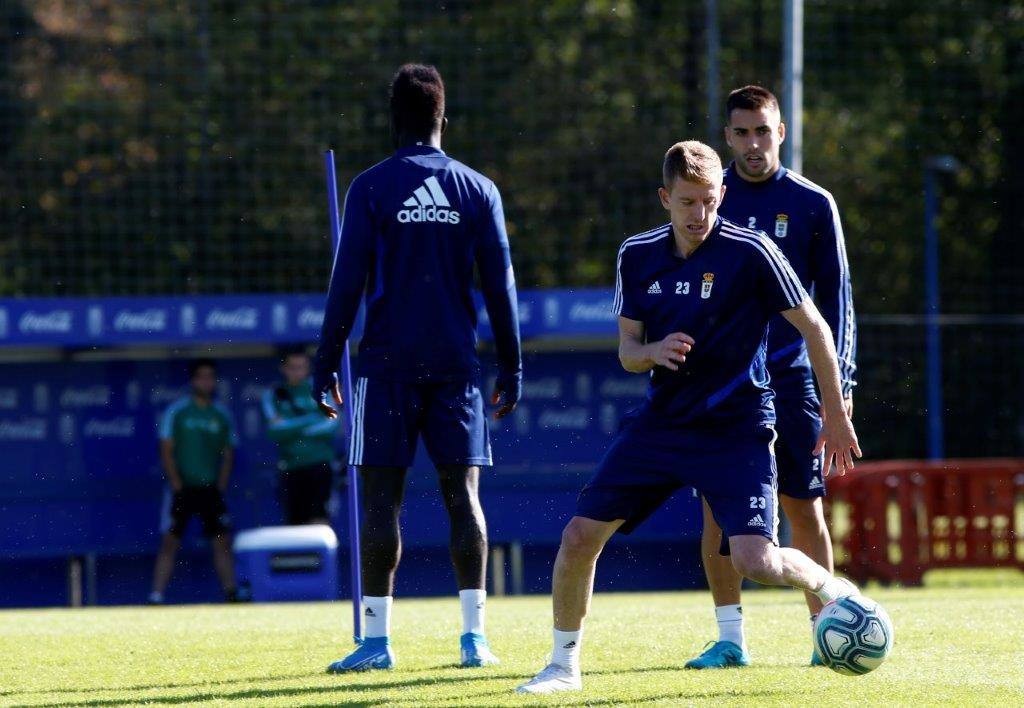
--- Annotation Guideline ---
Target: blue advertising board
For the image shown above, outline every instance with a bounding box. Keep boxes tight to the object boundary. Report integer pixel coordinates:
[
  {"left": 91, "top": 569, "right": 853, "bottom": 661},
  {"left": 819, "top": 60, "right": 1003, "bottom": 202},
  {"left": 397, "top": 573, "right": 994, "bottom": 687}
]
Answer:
[
  {"left": 0, "top": 289, "right": 618, "bottom": 348},
  {"left": 0, "top": 351, "right": 699, "bottom": 556},
  {"left": 0, "top": 291, "right": 710, "bottom": 605}
]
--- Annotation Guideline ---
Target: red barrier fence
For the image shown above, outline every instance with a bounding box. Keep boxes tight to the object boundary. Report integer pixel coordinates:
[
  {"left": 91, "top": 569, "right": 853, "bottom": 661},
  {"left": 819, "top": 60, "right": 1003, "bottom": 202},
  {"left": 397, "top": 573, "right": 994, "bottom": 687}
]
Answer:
[{"left": 826, "top": 459, "right": 1024, "bottom": 585}]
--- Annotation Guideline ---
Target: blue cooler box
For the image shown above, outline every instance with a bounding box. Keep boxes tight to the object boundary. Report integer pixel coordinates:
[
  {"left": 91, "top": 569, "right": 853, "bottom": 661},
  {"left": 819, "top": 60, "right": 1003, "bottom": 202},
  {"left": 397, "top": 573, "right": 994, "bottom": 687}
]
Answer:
[{"left": 234, "top": 525, "right": 339, "bottom": 602}]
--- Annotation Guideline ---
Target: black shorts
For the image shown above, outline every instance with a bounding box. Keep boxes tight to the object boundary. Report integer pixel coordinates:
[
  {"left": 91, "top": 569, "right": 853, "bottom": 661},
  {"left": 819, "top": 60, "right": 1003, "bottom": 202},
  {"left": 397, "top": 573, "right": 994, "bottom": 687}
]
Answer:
[
  {"left": 163, "top": 486, "right": 231, "bottom": 538},
  {"left": 281, "top": 462, "right": 334, "bottom": 525}
]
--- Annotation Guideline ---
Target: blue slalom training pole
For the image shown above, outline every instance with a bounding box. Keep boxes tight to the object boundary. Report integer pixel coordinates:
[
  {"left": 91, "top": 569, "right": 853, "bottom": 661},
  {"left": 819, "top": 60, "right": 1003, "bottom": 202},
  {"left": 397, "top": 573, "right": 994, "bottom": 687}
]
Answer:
[{"left": 324, "top": 149, "right": 363, "bottom": 642}]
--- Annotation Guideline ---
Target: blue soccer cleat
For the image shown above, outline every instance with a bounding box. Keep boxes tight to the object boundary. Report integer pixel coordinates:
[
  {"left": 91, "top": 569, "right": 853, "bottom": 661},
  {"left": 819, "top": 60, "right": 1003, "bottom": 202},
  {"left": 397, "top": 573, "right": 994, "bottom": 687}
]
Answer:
[
  {"left": 326, "top": 637, "right": 395, "bottom": 673},
  {"left": 460, "top": 632, "right": 500, "bottom": 667},
  {"left": 684, "top": 640, "right": 751, "bottom": 669}
]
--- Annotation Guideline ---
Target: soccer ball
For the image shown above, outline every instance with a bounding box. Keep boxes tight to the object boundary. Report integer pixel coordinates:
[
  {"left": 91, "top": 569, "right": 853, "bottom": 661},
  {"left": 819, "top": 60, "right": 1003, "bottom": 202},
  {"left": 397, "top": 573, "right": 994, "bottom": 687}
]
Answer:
[{"left": 813, "top": 594, "right": 894, "bottom": 675}]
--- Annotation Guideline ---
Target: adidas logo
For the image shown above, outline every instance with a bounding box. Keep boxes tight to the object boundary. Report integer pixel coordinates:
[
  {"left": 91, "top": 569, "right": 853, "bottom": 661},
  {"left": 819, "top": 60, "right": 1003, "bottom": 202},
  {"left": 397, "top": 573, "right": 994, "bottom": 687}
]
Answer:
[
  {"left": 365, "top": 607, "right": 376, "bottom": 617},
  {"left": 748, "top": 514, "right": 766, "bottom": 528},
  {"left": 809, "top": 476, "right": 824, "bottom": 490},
  {"left": 562, "top": 641, "right": 576, "bottom": 649},
  {"left": 397, "top": 176, "right": 461, "bottom": 224},
  {"left": 647, "top": 281, "right": 662, "bottom": 294}
]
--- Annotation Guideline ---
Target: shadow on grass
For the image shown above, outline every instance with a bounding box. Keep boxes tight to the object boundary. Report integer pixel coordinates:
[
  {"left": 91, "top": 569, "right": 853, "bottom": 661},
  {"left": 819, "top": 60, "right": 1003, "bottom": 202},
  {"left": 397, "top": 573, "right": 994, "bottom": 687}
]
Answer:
[
  {"left": 5, "top": 670, "right": 521, "bottom": 707},
  {"left": 6, "top": 665, "right": 791, "bottom": 707},
  {"left": 0, "top": 671, "right": 321, "bottom": 698},
  {"left": 301, "top": 686, "right": 801, "bottom": 707}
]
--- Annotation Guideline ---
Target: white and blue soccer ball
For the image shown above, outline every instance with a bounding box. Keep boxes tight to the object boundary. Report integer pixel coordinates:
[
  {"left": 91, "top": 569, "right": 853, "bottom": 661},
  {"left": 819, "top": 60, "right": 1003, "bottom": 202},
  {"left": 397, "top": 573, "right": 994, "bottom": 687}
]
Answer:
[{"left": 813, "top": 594, "right": 894, "bottom": 675}]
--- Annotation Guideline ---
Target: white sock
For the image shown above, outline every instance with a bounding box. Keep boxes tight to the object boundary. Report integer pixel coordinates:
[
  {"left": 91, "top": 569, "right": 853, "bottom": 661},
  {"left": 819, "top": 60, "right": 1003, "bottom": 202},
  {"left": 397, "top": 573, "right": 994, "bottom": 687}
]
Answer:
[
  {"left": 460, "top": 589, "right": 486, "bottom": 635},
  {"left": 813, "top": 575, "right": 846, "bottom": 603},
  {"left": 363, "top": 596, "right": 392, "bottom": 639},
  {"left": 715, "top": 604, "right": 746, "bottom": 649},
  {"left": 552, "top": 628, "right": 582, "bottom": 670}
]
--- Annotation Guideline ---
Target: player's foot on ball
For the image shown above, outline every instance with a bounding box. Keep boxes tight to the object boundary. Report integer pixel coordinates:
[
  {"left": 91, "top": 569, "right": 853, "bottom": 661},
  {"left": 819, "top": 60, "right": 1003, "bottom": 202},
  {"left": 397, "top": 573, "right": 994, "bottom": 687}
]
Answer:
[
  {"left": 811, "top": 647, "right": 827, "bottom": 667},
  {"left": 515, "top": 662, "right": 582, "bottom": 694},
  {"left": 326, "top": 637, "right": 395, "bottom": 672},
  {"left": 684, "top": 640, "right": 751, "bottom": 669},
  {"left": 460, "top": 632, "right": 500, "bottom": 667}
]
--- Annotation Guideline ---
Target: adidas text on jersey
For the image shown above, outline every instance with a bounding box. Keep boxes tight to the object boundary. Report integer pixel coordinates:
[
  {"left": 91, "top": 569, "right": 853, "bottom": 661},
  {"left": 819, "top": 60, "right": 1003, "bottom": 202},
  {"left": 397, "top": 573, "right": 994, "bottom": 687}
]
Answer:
[{"left": 397, "top": 176, "right": 461, "bottom": 224}]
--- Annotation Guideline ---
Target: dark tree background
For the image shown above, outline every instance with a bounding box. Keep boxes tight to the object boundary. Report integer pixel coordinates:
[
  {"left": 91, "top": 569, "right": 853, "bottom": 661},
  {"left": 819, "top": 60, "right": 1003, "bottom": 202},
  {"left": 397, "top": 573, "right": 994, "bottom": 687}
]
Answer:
[{"left": 1, "top": 0, "right": 1022, "bottom": 456}]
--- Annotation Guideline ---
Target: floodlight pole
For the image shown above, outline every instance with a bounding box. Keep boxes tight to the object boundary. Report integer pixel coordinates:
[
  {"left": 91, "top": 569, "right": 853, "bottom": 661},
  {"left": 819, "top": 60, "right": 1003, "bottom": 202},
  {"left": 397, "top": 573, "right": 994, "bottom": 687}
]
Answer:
[
  {"left": 782, "top": 0, "right": 803, "bottom": 173},
  {"left": 923, "top": 155, "right": 960, "bottom": 461}
]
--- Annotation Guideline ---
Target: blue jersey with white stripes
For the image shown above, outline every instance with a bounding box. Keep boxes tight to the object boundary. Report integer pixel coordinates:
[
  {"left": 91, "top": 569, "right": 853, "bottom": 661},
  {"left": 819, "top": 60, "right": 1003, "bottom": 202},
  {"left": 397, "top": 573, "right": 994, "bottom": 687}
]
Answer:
[
  {"left": 313, "top": 144, "right": 521, "bottom": 391},
  {"left": 614, "top": 217, "right": 808, "bottom": 428},
  {"left": 720, "top": 164, "right": 856, "bottom": 396}
]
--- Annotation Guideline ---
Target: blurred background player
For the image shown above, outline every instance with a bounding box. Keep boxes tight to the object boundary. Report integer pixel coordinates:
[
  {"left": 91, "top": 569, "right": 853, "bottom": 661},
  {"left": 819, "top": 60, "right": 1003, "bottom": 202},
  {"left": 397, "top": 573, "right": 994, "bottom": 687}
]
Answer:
[
  {"left": 148, "top": 359, "right": 247, "bottom": 604},
  {"left": 517, "top": 141, "right": 860, "bottom": 695},
  {"left": 685, "top": 85, "right": 857, "bottom": 669},
  {"left": 313, "top": 63, "right": 522, "bottom": 671},
  {"left": 262, "top": 346, "right": 341, "bottom": 525}
]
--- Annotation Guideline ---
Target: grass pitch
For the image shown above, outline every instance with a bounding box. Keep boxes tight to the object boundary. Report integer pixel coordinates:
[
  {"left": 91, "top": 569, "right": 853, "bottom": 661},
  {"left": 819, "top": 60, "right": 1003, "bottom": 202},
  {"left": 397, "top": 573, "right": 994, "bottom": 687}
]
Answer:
[{"left": 2, "top": 579, "right": 1023, "bottom": 706}]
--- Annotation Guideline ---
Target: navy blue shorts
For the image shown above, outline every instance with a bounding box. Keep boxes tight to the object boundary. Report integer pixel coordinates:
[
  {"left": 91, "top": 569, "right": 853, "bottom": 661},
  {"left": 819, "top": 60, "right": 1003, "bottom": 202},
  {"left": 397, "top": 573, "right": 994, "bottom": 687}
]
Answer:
[
  {"left": 774, "top": 393, "right": 826, "bottom": 499},
  {"left": 348, "top": 377, "right": 492, "bottom": 468},
  {"left": 576, "top": 414, "right": 779, "bottom": 546}
]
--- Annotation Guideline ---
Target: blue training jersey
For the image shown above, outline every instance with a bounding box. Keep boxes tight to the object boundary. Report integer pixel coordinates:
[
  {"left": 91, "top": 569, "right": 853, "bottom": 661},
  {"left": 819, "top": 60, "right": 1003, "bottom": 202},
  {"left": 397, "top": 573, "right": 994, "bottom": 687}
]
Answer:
[
  {"left": 720, "top": 164, "right": 856, "bottom": 396},
  {"left": 613, "top": 217, "right": 808, "bottom": 429},
  {"left": 313, "top": 144, "right": 521, "bottom": 391}
]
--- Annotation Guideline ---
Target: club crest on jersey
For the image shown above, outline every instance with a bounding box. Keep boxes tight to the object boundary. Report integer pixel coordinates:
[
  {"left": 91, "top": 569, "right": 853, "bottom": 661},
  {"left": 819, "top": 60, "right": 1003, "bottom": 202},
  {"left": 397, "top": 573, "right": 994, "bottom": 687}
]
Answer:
[
  {"left": 700, "top": 273, "right": 715, "bottom": 300},
  {"left": 647, "top": 281, "right": 662, "bottom": 295},
  {"left": 774, "top": 214, "right": 789, "bottom": 238}
]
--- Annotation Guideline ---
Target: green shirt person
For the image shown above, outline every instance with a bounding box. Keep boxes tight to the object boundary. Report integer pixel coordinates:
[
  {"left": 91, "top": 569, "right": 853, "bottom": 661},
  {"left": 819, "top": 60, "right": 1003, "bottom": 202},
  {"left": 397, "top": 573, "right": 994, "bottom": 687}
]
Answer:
[
  {"left": 160, "top": 395, "right": 237, "bottom": 487},
  {"left": 262, "top": 347, "right": 340, "bottom": 524},
  {"left": 148, "top": 359, "right": 247, "bottom": 604}
]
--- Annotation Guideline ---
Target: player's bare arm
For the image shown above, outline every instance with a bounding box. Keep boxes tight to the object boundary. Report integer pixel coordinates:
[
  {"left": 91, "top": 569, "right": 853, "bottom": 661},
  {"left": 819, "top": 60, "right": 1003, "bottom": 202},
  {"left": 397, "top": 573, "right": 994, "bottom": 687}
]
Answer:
[
  {"left": 159, "top": 438, "right": 183, "bottom": 492},
  {"left": 617, "top": 316, "right": 694, "bottom": 373},
  {"left": 781, "top": 299, "right": 862, "bottom": 476}
]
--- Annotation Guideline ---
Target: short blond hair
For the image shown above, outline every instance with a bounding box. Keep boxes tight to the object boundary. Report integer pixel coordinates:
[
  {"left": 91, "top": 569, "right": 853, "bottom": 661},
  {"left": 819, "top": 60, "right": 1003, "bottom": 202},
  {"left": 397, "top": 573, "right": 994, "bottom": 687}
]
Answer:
[{"left": 662, "top": 140, "right": 722, "bottom": 187}]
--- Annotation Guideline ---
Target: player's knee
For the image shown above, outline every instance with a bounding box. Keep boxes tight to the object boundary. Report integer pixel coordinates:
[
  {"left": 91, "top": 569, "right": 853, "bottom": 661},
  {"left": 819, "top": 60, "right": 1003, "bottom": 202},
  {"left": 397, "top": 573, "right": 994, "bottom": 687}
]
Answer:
[
  {"left": 784, "top": 498, "right": 826, "bottom": 533},
  {"left": 560, "top": 519, "right": 605, "bottom": 561}
]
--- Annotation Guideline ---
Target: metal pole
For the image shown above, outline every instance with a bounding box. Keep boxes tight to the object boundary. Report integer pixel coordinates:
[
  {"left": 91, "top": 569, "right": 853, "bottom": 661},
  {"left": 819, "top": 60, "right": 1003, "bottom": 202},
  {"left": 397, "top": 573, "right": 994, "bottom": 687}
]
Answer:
[
  {"left": 705, "top": 0, "right": 721, "bottom": 147},
  {"left": 67, "top": 557, "right": 83, "bottom": 608},
  {"left": 324, "top": 150, "right": 363, "bottom": 642},
  {"left": 490, "top": 546, "right": 506, "bottom": 597},
  {"left": 923, "top": 167, "right": 944, "bottom": 460},
  {"left": 782, "top": 0, "right": 803, "bottom": 173},
  {"left": 509, "top": 541, "right": 525, "bottom": 596}
]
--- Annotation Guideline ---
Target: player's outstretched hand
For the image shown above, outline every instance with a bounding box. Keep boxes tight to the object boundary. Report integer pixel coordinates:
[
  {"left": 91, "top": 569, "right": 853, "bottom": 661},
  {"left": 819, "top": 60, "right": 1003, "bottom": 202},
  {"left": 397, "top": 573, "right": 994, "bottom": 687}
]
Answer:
[
  {"left": 814, "top": 408, "right": 862, "bottom": 477},
  {"left": 316, "top": 374, "right": 343, "bottom": 419},
  {"left": 651, "top": 332, "right": 695, "bottom": 371},
  {"left": 491, "top": 370, "right": 522, "bottom": 420}
]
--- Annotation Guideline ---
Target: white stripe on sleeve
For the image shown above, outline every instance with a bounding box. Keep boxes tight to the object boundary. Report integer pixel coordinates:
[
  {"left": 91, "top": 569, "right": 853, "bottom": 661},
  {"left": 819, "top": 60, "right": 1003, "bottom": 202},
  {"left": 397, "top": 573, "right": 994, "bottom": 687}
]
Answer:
[{"left": 720, "top": 225, "right": 804, "bottom": 307}]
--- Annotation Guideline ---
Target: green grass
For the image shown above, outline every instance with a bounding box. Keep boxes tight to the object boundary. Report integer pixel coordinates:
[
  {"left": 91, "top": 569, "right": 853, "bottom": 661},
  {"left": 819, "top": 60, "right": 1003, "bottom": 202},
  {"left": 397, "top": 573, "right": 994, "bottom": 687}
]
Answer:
[{"left": 2, "top": 584, "right": 1023, "bottom": 706}]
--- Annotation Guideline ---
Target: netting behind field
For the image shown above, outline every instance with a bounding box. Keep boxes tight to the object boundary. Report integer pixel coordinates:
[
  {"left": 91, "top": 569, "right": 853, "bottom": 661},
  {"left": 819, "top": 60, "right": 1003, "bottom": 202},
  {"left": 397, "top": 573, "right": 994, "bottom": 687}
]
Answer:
[
  {"left": 1, "top": 0, "right": 716, "bottom": 295},
  {"left": 856, "top": 319, "right": 1024, "bottom": 458},
  {"left": 4, "top": 0, "right": 1021, "bottom": 305},
  {"left": 1, "top": 1, "right": 1023, "bottom": 456}
]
